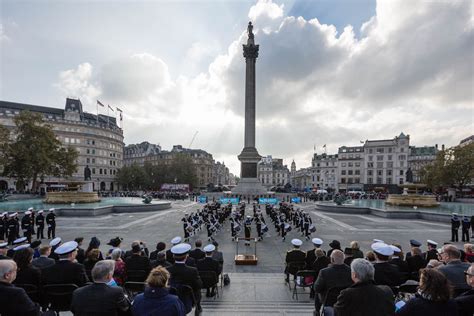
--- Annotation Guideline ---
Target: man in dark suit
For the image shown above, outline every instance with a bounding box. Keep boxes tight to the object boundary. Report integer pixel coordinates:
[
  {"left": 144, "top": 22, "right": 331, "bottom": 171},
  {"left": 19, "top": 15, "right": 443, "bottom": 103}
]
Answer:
[
  {"left": 71, "top": 260, "right": 130, "bottom": 315},
  {"left": 424, "top": 239, "right": 439, "bottom": 261},
  {"left": 389, "top": 243, "right": 409, "bottom": 275},
  {"left": 31, "top": 245, "right": 55, "bottom": 269},
  {"left": 197, "top": 244, "right": 221, "bottom": 297},
  {"left": 314, "top": 249, "right": 353, "bottom": 310},
  {"left": 167, "top": 243, "right": 203, "bottom": 315},
  {"left": 149, "top": 241, "right": 166, "bottom": 261},
  {"left": 406, "top": 246, "right": 426, "bottom": 280},
  {"left": 455, "top": 263, "right": 474, "bottom": 316},
  {"left": 189, "top": 240, "right": 205, "bottom": 261},
  {"left": 333, "top": 258, "right": 394, "bottom": 316},
  {"left": 285, "top": 238, "right": 306, "bottom": 282},
  {"left": 0, "top": 259, "right": 41, "bottom": 316},
  {"left": 438, "top": 244, "right": 471, "bottom": 292},
  {"left": 372, "top": 242, "right": 403, "bottom": 287},
  {"left": 405, "top": 239, "right": 422, "bottom": 260},
  {"left": 41, "top": 240, "right": 89, "bottom": 286},
  {"left": 125, "top": 243, "right": 151, "bottom": 276}
]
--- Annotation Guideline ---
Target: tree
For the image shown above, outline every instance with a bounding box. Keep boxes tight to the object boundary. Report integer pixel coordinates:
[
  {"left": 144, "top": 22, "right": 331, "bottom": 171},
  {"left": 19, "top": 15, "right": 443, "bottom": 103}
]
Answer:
[
  {"left": 420, "top": 143, "right": 474, "bottom": 191},
  {"left": 2, "top": 111, "right": 78, "bottom": 191},
  {"left": 115, "top": 164, "right": 147, "bottom": 190},
  {"left": 169, "top": 153, "right": 198, "bottom": 188}
]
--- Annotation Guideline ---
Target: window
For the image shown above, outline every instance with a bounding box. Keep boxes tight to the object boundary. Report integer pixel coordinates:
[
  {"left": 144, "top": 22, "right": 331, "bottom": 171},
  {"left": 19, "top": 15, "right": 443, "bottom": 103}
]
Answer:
[
  {"left": 388, "top": 147, "right": 393, "bottom": 153},
  {"left": 377, "top": 155, "right": 383, "bottom": 161},
  {"left": 367, "top": 178, "right": 373, "bottom": 184},
  {"left": 376, "top": 148, "right": 384, "bottom": 153},
  {"left": 341, "top": 170, "right": 346, "bottom": 175},
  {"left": 87, "top": 149, "right": 90, "bottom": 154},
  {"left": 348, "top": 162, "right": 353, "bottom": 167},
  {"left": 399, "top": 155, "right": 406, "bottom": 160},
  {"left": 86, "top": 158, "right": 90, "bottom": 164},
  {"left": 355, "top": 178, "right": 360, "bottom": 183},
  {"left": 369, "top": 149, "right": 373, "bottom": 154},
  {"left": 341, "top": 178, "right": 346, "bottom": 183},
  {"left": 377, "top": 170, "right": 383, "bottom": 176},
  {"left": 368, "top": 156, "right": 373, "bottom": 161},
  {"left": 399, "top": 178, "right": 404, "bottom": 185},
  {"left": 341, "top": 163, "right": 346, "bottom": 167},
  {"left": 99, "top": 168, "right": 103, "bottom": 175},
  {"left": 387, "top": 162, "right": 393, "bottom": 168},
  {"left": 400, "top": 161, "right": 405, "bottom": 167},
  {"left": 387, "top": 178, "right": 392, "bottom": 184},
  {"left": 388, "top": 155, "right": 392, "bottom": 161},
  {"left": 377, "top": 162, "right": 383, "bottom": 168},
  {"left": 92, "top": 168, "right": 96, "bottom": 174},
  {"left": 387, "top": 170, "right": 392, "bottom": 176},
  {"left": 65, "top": 137, "right": 69, "bottom": 143},
  {"left": 348, "top": 178, "right": 353, "bottom": 184},
  {"left": 401, "top": 147, "right": 405, "bottom": 152},
  {"left": 355, "top": 170, "right": 360, "bottom": 175},
  {"left": 368, "top": 162, "right": 374, "bottom": 168},
  {"left": 355, "top": 162, "right": 360, "bottom": 167},
  {"left": 400, "top": 170, "right": 404, "bottom": 176},
  {"left": 92, "top": 149, "right": 96, "bottom": 155},
  {"left": 92, "top": 158, "right": 95, "bottom": 163}
]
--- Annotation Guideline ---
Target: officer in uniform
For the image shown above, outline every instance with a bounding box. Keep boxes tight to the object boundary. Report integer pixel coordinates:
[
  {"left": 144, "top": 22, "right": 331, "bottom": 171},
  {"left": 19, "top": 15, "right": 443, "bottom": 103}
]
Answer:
[
  {"left": 285, "top": 239, "right": 306, "bottom": 282},
  {"left": 7, "top": 213, "right": 19, "bottom": 245},
  {"left": 36, "top": 210, "right": 45, "bottom": 239},
  {"left": 462, "top": 215, "right": 471, "bottom": 242},
  {"left": 244, "top": 215, "right": 253, "bottom": 246},
  {"left": 405, "top": 239, "right": 422, "bottom": 260},
  {"left": 28, "top": 207, "right": 36, "bottom": 235},
  {"left": 451, "top": 213, "right": 461, "bottom": 242},
  {"left": 165, "top": 236, "right": 182, "bottom": 264},
  {"left": 306, "top": 238, "right": 324, "bottom": 269},
  {"left": 372, "top": 242, "right": 403, "bottom": 287},
  {"left": 0, "top": 212, "right": 7, "bottom": 240},
  {"left": 7, "top": 237, "right": 27, "bottom": 258},
  {"left": 21, "top": 211, "right": 33, "bottom": 243},
  {"left": 0, "top": 241, "right": 9, "bottom": 259},
  {"left": 424, "top": 239, "right": 439, "bottom": 261},
  {"left": 49, "top": 237, "right": 62, "bottom": 262},
  {"left": 46, "top": 208, "right": 56, "bottom": 239}
]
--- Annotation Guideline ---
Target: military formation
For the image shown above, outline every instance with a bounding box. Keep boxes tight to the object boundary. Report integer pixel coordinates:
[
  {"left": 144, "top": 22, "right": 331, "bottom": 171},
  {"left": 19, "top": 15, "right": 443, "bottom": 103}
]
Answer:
[{"left": 0, "top": 208, "right": 56, "bottom": 245}]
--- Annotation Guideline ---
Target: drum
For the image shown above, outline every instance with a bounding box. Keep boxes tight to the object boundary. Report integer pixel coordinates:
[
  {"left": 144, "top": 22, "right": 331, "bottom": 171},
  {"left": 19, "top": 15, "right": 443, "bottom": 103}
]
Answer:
[
  {"left": 186, "top": 225, "right": 194, "bottom": 232},
  {"left": 262, "top": 224, "right": 269, "bottom": 233},
  {"left": 309, "top": 224, "right": 316, "bottom": 233},
  {"left": 285, "top": 223, "right": 292, "bottom": 232},
  {"left": 235, "top": 225, "right": 241, "bottom": 232}
]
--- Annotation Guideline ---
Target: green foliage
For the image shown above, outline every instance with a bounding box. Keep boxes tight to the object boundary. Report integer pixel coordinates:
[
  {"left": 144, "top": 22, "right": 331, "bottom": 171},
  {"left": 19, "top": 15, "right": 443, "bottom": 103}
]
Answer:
[
  {"left": 115, "top": 153, "right": 198, "bottom": 190},
  {"left": 420, "top": 143, "right": 474, "bottom": 190},
  {"left": 2, "top": 111, "right": 78, "bottom": 191}
]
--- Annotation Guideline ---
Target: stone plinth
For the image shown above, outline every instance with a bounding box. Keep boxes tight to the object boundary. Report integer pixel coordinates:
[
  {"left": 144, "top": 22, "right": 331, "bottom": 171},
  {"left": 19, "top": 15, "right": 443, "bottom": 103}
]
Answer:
[
  {"left": 386, "top": 194, "right": 439, "bottom": 207},
  {"left": 44, "top": 191, "right": 100, "bottom": 204},
  {"left": 232, "top": 178, "right": 267, "bottom": 195}
]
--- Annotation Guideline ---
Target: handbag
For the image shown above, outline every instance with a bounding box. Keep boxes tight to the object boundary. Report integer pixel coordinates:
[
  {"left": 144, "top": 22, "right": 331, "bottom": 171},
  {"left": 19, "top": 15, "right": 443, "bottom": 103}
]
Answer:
[{"left": 223, "top": 273, "right": 230, "bottom": 286}]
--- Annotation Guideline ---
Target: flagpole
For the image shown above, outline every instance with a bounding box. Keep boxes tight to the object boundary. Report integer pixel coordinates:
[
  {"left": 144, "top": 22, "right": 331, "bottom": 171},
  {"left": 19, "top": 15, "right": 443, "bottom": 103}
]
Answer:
[{"left": 107, "top": 105, "right": 110, "bottom": 127}]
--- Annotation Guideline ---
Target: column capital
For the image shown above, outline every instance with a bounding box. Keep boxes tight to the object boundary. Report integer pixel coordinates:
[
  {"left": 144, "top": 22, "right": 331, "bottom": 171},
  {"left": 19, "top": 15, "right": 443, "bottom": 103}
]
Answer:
[{"left": 243, "top": 44, "right": 259, "bottom": 59}]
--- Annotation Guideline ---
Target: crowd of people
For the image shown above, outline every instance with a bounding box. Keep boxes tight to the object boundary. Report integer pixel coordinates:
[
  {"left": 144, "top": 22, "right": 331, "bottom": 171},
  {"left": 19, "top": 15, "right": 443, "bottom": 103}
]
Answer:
[{"left": 1, "top": 200, "right": 474, "bottom": 316}]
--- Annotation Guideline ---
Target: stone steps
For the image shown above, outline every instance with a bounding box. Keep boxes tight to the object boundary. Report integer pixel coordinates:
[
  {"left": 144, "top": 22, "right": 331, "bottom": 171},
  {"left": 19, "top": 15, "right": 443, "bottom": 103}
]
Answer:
[{"left": 201, "top": 301, "right": 315, "bottom": 315}]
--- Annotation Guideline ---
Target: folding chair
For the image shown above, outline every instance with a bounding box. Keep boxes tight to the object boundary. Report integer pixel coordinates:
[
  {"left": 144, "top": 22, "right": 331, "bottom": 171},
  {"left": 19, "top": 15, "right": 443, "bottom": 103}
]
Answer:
[
  {"left": 292, "top": 270, "right": 316, "bottom": 300},
  {"left": 318, "top": 286, "right": 349, "bottom": 316},
  {"left": 43, "top": 284, "right": 79, "bottom": 315},
  {"left": 126, "top": 270, "right": 147, "bottom": 282},
  {"left": 124, "top": 281, "right": 146, "bottom": 299},
  {"left": 286, "top": 261, "right": 306, "bottom": 290},
  {"left": 199, "top": 271, "right": 219, "bottom": 299}
]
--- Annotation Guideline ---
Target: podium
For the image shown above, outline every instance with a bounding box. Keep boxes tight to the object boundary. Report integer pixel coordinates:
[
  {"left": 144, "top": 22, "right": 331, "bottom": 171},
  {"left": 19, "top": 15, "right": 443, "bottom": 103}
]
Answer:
[{"left": 234, "top": 237, "right": 258, "bottom": 265}]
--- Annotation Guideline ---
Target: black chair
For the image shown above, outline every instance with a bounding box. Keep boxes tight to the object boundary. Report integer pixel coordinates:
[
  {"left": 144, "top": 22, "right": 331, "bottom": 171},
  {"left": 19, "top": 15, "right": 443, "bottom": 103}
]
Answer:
[
  {"left": 127, "top": 270, "right": 147, "bottom": 282},
  {"left": 124, "top": 281, "right": 146, "bottom": 299},
  {"left": 85, "top": 269, "right": 93, "bottom": 281},
  {"left": 170, "top": 284, "right": 197, "bottom": 315},
  {"left": 199, "top": 271, "right": 219, "bottom": 299},
  {"left": 14, "top": 283, "right": 39, "bottom": 302},
  {"left": 292, "top": 270, "right": 316, "bottom": 300},
  {"left": 286, "top": 261, "right": 306, "bottom": 290},
  {"left": 43, "top": 284, "right": 79, "bottom": 315},
  {"left": 318, "top": 285, "right": 349, "bottom": 316}
]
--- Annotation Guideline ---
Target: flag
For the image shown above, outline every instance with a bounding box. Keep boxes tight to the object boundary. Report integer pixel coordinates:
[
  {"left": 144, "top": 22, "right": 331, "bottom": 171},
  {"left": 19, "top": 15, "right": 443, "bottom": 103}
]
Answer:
[
  {"left": 116, "top": 107, "right": 123, "bottom": 112},
  {"left": 120, "top": 112, "right": 123, "bottom": 121},
  {"left": 314, "top": 144, "right": 316, "bottom": 151},
  {"left": 323, "top": 144, "right": 326, "bottom": 148},
  {"left": 108, "top": 105, "right": 114, "bottom": 112},
  {"left": 97, "top": 100, "right": 105, "bottom": 107}
]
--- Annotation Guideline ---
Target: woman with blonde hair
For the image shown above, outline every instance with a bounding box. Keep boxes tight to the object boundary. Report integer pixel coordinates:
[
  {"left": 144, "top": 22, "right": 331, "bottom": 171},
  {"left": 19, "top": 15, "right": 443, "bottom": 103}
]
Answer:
[
  {"left": 350, "top": 241, "right": 364, "bottom": 259},
  {"left": 132, "top": 266, "right": 185, "bottom": 316}
]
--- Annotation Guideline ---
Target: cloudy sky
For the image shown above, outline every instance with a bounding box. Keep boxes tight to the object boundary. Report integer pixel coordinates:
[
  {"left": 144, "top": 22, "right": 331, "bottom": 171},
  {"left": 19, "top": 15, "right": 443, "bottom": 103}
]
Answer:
[{"left": 1, "top": 0, "right": 472, "bottom": 175}]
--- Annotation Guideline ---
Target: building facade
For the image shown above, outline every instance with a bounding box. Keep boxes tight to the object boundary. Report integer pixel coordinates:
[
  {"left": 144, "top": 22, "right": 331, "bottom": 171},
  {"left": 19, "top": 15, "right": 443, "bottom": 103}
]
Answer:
[
  {"left": 0, "top": 99, "right": 124, "bottom": 191},
  {"left": 257, "top": 155, "right": 291, "bottom": 190},
  {"left": 124, "top": 142, "right": 161, "bottom": 167},
  {"left": 337, "top": 146, "right": 364, "bottom": 192},
  {"left": 213, "top": 161, "right": 230, "bottom": 186},
  {"left": 408, "top": 145, "right": 439, "bottom": 183},
  {"left": 311, "top": 153, "right": 339, "bottom": 191},
  {"left": 291, "top": 167, "right": 312, "bottom": 191}
]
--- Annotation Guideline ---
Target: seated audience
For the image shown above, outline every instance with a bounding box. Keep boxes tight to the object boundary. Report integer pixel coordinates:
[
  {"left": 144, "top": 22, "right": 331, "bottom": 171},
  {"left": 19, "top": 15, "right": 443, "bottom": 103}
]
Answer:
[
  {"left": 372, "top": 242, "right": 403, "bottom": 287},
  {"left": 350, "top": 241, "right": 364, "bottom": 259},
  {"left": 407, "top": 247, "right": 426, "bottom": 279},
  {"left": 211, "top": 241, "right": 224, "bottom": 269},
  {"left": 189, "top": 240, "right": 205, "bottom": 261},
  {"left": 390, "top": 243, "right": 409, "bottom": 274},
  {"left": 405, "top": 239, "right": 422, "bottom": 259},
  {"left": 454, "top": 263, "right": 474, "bottom": 316},
  {"left": 196, "top": 244, "right": 221, "bottom": 297},
  {"left": 310, "top": 248, "right": 330, "bottom": 277},
  {"left": 343, "top": 248, "right": 354, "bottom": 266},
  {"left": 365, "top": 251, "right": 376, "bottom": 263},
  {"left": 106, "top": 237, "right": 124, "bottom": 259},
  {"left": 0, "top": 260, "right": 40, "bottom": 316},
  {"left": 152, "top": 251, "right": 172, "bottom": 269},
  {"left": 427, "top": 259, "right": 443, "bottom": 269},
  {"left": 41, "top": 240, "right": 89, "bottom": 286},
  {"left": 85, "top": 236, "right": 104, "bottom": 261},
  {"left": 284, "top": 239, "right": 306, "bottom": 282},
  {"left": 84, "top": 248, "right": 102, "bottom": 272},
  {"left": 71, "top": 260, "right": 130, "bottom": 315},
  {"left": 31, "top": 245, "right": 55, "bottom": 270},
  {"left": 125, "top": 240, "right": 149, "bottom": 259},
  {"left": 125, "top": 243, "right": 151, "bottom": 280},
  {"left": 463, "top": 244, "right": 474, "bottom": 263},
  {"left": 424, "top": 239, "right": 439, "bottom": 261},
  {"left": 333, "top": 258, "right": 394, "bottom": 316},
  {"left": 438, "top": 244, "right": 471, "bottom": 293},
  {"left": 0, "top": 241, "right": 9, "bottom": 260},
  {"left": 327, "top": 240, "right": 341, "bottom": 258},
  {"left": 305, "top": 238, "right": 324, "bottom": 269},
  {"left": 396, "top": 268, "right": 459, "bottom": 315},
  {"left": 111, "top": 248, "right": 127, "bottom": 286},
  {"left": 12, "top": 247, "right": 41, "bottom": 288},
  {"left": 74, "top": 237, "right": 86, "bottom": 264},
  {"left": 149, "top": 241, "right": 166, "bottom": 261},
  {"left": 314, "top": 249, "right": 353, "bottom": 310},
  {"left": 132, "top": 266, "right": 185, "bottom": 316},
  {"left": 166, "top": 237, "right": 182, "bottom": 264}
]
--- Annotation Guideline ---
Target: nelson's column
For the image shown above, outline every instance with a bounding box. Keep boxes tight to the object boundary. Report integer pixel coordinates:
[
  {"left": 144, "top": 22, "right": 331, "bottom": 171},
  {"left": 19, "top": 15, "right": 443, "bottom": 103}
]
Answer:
[{"left": 233, "top": 22, "right": 267, "bottom": 197}]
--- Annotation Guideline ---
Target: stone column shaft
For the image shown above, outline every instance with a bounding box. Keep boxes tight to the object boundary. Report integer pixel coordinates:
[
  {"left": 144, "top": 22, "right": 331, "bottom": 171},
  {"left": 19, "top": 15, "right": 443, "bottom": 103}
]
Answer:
[{"left": 244, "top": 58, "right": 256, "bottom": 148}]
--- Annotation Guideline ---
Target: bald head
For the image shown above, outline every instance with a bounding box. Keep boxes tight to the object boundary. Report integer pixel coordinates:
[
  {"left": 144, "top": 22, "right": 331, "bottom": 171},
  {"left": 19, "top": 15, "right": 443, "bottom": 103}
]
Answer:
[
  {"left": 0, "top": 260, "right": 17, "bottom": 283},
  {"left": 331, "top": 249, "right": 345, "bottom": 265}
]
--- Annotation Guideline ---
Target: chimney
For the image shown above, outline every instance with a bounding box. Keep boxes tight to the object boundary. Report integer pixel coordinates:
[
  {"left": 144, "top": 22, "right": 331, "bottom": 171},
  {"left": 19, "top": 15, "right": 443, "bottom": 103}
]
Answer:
[
  {"left": 435, "top": 144, "right": 438, "bottom": 149},
  {"left": 442, "top": 144, "right": 445, "bottom": 150}
]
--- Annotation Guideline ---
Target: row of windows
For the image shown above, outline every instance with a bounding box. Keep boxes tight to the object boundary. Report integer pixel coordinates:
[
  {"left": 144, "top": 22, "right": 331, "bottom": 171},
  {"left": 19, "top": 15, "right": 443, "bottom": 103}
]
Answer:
[
  {"left": 341, "top": 170, "right": 361, "bottom": 175},
  {"left": 87, "top": 167, "right": 116, "bottom": 176},
  {"left": 367, "top": 177, "right": 404, "bottom": 185},
  {"left": 366, "top": 147, "right": 405, "bottom": 154},
  {"left": 367, "top": 161, "right": 405, "bottom": 168},
  {"left": 367, "top": 169, "right": 404, "bottom": 176},
  {"left": 340, "top": 178, "right": 361, "bottom": 184},
  {"left": 340, "top": 162, "right": 361, "bottom": 167}
]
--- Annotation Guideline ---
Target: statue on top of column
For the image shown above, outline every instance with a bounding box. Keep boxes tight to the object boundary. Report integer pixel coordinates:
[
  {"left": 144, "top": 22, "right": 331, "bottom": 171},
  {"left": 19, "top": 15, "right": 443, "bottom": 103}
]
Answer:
[{"left": 247, "top": 21, "right": 254, "bottom": 41}]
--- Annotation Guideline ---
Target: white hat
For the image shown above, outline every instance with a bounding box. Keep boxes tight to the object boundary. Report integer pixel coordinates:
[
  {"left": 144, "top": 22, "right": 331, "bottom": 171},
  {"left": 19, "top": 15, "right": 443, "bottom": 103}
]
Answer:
[
  {"left": 203, "top": 244, "right": 216, "bottom": 252},
  {"left": 373, "top": 239, "right": 384, "bottom": 243},
  {"left": 171, "top": 243, "right": 192, "bottom": 255},
  {"left": 247, "top": 215, "right": 251, "bottom": 218},
  {"left": 390, "top": 245, "right": 401, "bottom": 253},
  {"left": 54, "top": 241, "right": 78, "bottom": 255},
  {"left": 427, "top": 239, "right": 438, "bottom": 246},
  {"left": 312, "top": 238, "right": 323, "bottom": 245},
  {"left": 25, "top": 211, "right": 31, "bottom": 215},
  {"left": 49, "top": 208, "right": 55, "bottom": 212},
  {"left": 0, "top": 242, "right": 8, "bottom": 249},
  {"left": 291, "top": 239, "right": 303, "bottom": 246},
  {"left": 49, "top": 237, "right": 62, "bottom": 247},
  {"left": 9, "top": 212, "right": 18, "bottom": 218},
  {"left": 171, "top": 236, "right": 182, "bottom": 245},
  {"left": 371, "top": 242, "right": 394, "bottom": 256},
  {"left": 13, "top": 237, "right": 27, "bottom": 245},
  {"left": 28, "top": 207, "right": 33, "bottom": 211},
  {"left": 13, "top": 244, "right": 30, "bottom": 251},
  {"left": 2, "top": 212, "right": 7, "bottom": 216},
  {"left": 38, "top": 210, "right": 44, "bottom": 214}
]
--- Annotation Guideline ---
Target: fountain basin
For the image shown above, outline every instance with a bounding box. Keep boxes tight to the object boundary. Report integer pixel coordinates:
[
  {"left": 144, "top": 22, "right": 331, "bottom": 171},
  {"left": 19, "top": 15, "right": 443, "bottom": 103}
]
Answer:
[
  {"left": 386, "top": 194, "right": 439, "bottom": 207},
  {"left": 44, "top": 191, "right": 100, "bottom": 204}
]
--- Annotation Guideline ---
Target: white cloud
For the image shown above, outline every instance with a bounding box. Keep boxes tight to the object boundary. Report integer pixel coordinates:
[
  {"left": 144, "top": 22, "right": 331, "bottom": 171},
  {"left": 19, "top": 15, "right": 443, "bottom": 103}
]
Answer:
[{"left": 54, "top": 0, "right": 473, "bottom": 175}]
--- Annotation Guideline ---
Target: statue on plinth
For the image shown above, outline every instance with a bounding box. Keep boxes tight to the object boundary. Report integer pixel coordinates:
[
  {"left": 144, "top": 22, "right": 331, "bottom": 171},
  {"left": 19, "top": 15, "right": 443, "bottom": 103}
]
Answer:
[
  {"left": 405, "top": 168, "right": 413, "bottom": 183},
  {"left": 84, "top": 165, "right": 91, "bottom": 181}
]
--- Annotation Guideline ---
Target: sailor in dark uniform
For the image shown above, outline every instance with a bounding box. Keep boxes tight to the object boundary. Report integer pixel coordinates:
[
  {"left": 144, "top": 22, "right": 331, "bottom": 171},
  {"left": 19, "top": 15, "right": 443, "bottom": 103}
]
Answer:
[
  {"left": 462, "top": 215, "right": 471, "bottom": 242},
  {"left": 306, "top": 238, "right": 324, "bottom": 269},
  {"left": 7, "top": 237, "right": 28, "bottom": 258},
  {"left": 0, "top": 241, "right": 9, "bottom": 259},
  {"left": 7, "top": 213, "right": 19, "bottom": 245},
  {"left": 21, "top": 211, "right": 33, "bottom": 243},
  {"left": 46, "top": 208, "right": 56, "bottom": 239},
  {"left": 49, "top": 237, "right": 62, "bottom": 262},
  {"left": 372, "top": 242, "right": 403, "bottom": 287},
  {"left": 0, "top": 212, "right": 7, "bottom": 240},
  {"left": 424, "top": 239, "right": 439, "bottom": 261},
  {"left": 28, "top": 207, "right": 36, "bottom": 235},
  {"left": 303, "top": 213, "right": 313, "bottom": 240},
  {"left": 35, "top": 210, "right": 45, "bottom": 239},
  {"left": 165, "top": 236, "right": 182, "bottom": 264},
  {"left": 405, "top": 239, "right": 422, "bottom": 260},
  {"left": 285, "top": 239, "right": 306, "bottom": 282},
  {"left": 244, "top": 216, "right": 253, "bottom": 246},
  {"left": 451, "top": 213, "right": 461, "bottom": 242}
]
